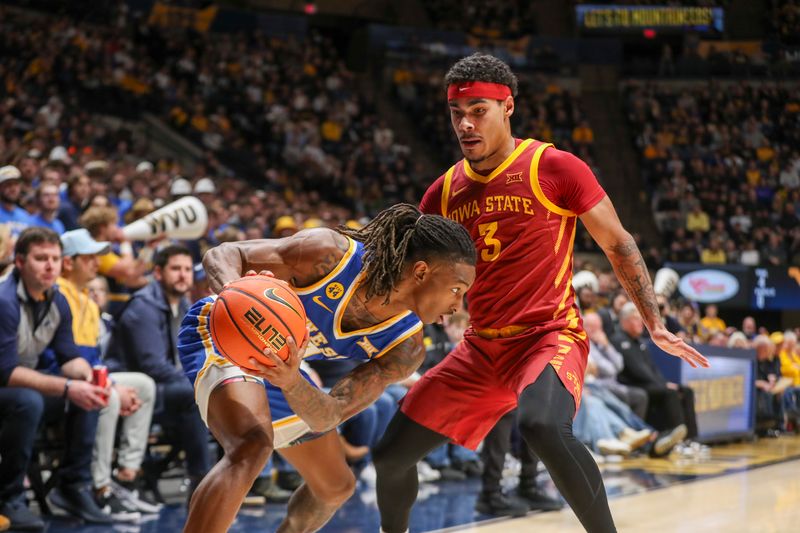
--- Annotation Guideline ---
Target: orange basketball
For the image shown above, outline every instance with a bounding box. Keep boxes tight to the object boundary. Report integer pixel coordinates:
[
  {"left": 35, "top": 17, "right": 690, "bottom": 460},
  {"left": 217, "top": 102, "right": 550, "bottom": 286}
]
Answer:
[{"left": 210, "top": 275, "right": 307, "bottom": 371}]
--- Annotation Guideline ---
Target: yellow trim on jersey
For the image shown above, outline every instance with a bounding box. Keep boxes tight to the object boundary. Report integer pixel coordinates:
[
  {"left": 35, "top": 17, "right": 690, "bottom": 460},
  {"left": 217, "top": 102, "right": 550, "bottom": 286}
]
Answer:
[
  {"left": 333, "top": 273, "right": 414, "bottom": 339},
  {"left": 529, "top": 143, "right": 577, "bottom": 217},
  {"left": 440, "top": 165, "right": 456, "bottom": 217},
  {"left": 273, "top": 415, "right": 302, "bottom": 429},
  {"left": 553, "top": 273, "right": 573, "bottom": 321},
  {"left": 554, "top": 215, "right": 568, "bottom": 254},
  {"left": 554, "top": 224, "right": 577, "bottom": 288},
  {"left": 195, "top": 300, "right": 227, "bottom": 384},
  {"left": 373, "top": 321, "right": 423, "bottom": 359},
  {"left": 463, "top": 139, "right": 534, "bottom": 183},
  {"left": 294, "top": 237, "right": 357, "bottom": 295}
]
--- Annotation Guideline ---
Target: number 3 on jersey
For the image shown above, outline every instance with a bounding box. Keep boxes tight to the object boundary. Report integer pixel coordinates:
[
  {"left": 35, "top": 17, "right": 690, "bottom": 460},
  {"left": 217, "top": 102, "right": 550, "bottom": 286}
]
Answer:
[{"left": 478, "top": 222, "right": 501, "bottom": 262}]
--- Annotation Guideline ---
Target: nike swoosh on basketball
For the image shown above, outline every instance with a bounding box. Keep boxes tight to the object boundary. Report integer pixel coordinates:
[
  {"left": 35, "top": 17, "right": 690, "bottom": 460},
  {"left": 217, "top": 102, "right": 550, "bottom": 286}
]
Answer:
[
  {"left": 312, "top": 295, "right": 333, "bottom": 313},
  {"left": 452, "top": 186, "right": 468, "bottom": 198},
  {"left": 263, "top": 288, "right": 303, "bottom": 319}
]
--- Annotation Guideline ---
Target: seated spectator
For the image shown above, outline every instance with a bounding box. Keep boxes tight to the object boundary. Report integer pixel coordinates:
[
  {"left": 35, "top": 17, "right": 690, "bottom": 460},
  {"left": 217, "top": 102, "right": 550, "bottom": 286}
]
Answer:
[
  {"left": 0, "top": 227, "right": 111, "bottom": 530},
  {"left": 0, "top": 166, "right": 33, "bottom": 237},
  {"left": 685, "top": 203, "right": 710, "bottom": 233},
  {"left": 109, "top": 245, "right": 211, "bottom": 501},
  {"left": 583, "top": 312, "right": 648, "bottom": 419},
  {"left": 778, "top": 331, "right": 800, "bottom": 426},
  {"left": 58, "top": 229, "right": 160, "bottom": 520},
  {"left": 742, "top": 316, "right": 758, "bottom": 340},
  {"left": 0, "top": 223, "right": 12, "bottom": 276},
  {"left": 700, "top": 304, "right": 726, "bottom": 341},
  {"left": 753, "top": 335, "right": 792, "bottom": 434},
  {"left": 58, "top": 174, "right": 92, "bottom": 232},
  {"left": 597, "top": 291, "right": 628, "bottom": 339},
  {"left": 78, "top": 206, "right": 149, "bottom": 315},
  {"left": 700, "top": 237, "right": 726, "bottom": 264},
  {"left": 677, "top": 301, "right": 703, "bottom": 343},
  {"left": 30, "top": 181, "right": 65, "bottom": 235},
  {"left": 612, "top": 303, "right": 695, "bottom": 441}
]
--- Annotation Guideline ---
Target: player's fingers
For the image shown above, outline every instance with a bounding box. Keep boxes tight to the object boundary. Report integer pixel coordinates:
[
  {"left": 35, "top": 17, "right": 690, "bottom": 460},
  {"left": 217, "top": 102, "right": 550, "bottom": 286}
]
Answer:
[
  {"left": 261, "top": 347, "right": 285, "bottom": 367},
  {"left": 258, "top": 270, "right": 275, "bottom": 278}
]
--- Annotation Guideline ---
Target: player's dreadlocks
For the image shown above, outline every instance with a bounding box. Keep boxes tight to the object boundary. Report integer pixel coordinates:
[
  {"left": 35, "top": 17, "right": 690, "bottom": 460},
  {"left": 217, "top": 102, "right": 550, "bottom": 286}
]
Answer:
[
  {"left": 444, "top": 53, "right": 518, "bottom": 97},
  {"left": 337, "top": 204, "right": 476, "bottom": 303}
]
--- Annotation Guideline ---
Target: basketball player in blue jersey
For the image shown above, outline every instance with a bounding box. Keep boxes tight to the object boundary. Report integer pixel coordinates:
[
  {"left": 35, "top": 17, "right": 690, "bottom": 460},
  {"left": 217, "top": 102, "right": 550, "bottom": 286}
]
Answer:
[{"left": 177, "top": 204, "right": 476, "bottom": 533}]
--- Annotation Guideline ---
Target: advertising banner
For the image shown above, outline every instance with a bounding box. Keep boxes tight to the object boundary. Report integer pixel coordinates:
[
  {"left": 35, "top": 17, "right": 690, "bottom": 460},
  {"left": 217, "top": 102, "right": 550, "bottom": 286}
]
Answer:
[{"left": 650, "top": 343, "right": 755, "bottom": 442}]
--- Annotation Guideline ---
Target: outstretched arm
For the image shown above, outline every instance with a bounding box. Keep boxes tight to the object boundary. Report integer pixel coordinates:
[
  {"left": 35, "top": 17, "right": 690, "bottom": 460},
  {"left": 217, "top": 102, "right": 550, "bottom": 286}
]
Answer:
[
  {"left": 248, "top": 333, "right": 425, "bottom": 433},
  {"left": 202, "top": 228, "right": 350, "bottom": 293},
  {"left": 581, "top": 197, "right": 709, "bottom": 368}
]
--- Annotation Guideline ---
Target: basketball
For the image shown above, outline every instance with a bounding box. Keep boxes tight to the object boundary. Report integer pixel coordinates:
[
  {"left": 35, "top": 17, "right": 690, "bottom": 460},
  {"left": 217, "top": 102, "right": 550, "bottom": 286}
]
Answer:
[{"left": 210, "top": 275, "right": 307, "bottom": 371}]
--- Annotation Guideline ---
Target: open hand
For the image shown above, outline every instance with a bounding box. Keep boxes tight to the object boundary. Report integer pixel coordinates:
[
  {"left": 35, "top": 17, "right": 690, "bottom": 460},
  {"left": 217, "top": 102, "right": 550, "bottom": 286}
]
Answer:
[
  {"left": 247, "top": 333, "right": 310, "bottom": 390},
  {"left": 651, "top": 326, "right": 710, "bottom": 368}
]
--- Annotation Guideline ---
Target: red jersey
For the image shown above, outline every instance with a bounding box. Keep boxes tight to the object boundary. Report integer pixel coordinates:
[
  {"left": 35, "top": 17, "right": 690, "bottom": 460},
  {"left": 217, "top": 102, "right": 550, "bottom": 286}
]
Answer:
[{"left": 420, "top": 139, "right": 606, "bottom": 333}]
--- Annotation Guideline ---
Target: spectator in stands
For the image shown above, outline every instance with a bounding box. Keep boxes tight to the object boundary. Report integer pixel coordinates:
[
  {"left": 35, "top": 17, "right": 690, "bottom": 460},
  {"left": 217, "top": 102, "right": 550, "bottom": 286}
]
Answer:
[
  {"left": 742, "top": 316, "right": 758, "bottom": 340},
  {"left": 0, "top": 227, "right": 112, "bottom": 530},
  {"left": 762, "top": 232, "right": 788, "bottom": 266},
  {"left": 57, "top": 229, "right": 159, "bottom": 520},
  {"left": 583, "top": 312, "right": 648, "bottom": 418},
  {"left": 686, "top": 203, "right": 710, "bottom": 233},
  {"left": 58, "top": 174, "right": 92, "bottom": 232},
  {"left": 79, "top": 206, "right": 149, "bottom": 313},
  {"left": 754, "top": 334, "right": 791, "bottom": 434},
  {"left": 0, "top": 166, "right": 32, "bottom": 237},
  {"left": 612, "top": 303, "right": 695, "bottom": 440},
  {"left": 677, "top": 302, "right": 702, "bottom": 343},
  {"left": 30, "top": 181, "right": 65, "bottom": 235},
  {"left": 700, "top": 237, "right": 726, "bottom": 264},
  {"left": 700, "top": 304, "right": 726, "bottom": 341},
  {"left": 110, "top": 245, "right": 211, "bottom": 500},
  {"left": 0, "top": 224, "right": 12, "bottom": 276},
  {"left": 598, "top": 291, "right": 628, "bottom": 339}
]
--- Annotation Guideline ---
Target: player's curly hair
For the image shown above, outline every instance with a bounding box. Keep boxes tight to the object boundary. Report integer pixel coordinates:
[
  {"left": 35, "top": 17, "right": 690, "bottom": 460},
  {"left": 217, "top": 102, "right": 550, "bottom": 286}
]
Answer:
[
  {"left": 444, "top": 53, "right": 518, "bottom": 97},
  {"left": 337, "top": 204, "right": 476, "bottom": 303}
]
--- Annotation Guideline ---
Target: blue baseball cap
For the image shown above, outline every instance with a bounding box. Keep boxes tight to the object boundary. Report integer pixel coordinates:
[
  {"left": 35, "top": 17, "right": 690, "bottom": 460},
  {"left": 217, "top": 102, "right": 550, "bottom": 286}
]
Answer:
[{"left": 60, "top": 229, "right": 111, "bottom": 257}]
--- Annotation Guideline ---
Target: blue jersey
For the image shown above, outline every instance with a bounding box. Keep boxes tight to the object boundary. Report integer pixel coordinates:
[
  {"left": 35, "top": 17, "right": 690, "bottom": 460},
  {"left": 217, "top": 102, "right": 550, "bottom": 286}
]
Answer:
[
  {"left": 179, "top": 237, "right": 423, "bottom": 387},
  {"left": 294, "top": 237, "right": 423, "bottom": 362}
]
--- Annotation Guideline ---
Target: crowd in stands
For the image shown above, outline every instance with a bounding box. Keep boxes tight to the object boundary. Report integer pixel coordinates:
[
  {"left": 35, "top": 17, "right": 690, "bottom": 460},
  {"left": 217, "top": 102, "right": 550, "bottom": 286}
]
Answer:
[
  {"left": 624, "top": 82, "right": 800, "bottom": 268},
  {"left": 573, "top": 266, "right": 800, "bottom": 438},
  {"left": 422, "top": 0, "right": 537, "bottom": 39},
  {"left": 767, "top": 0, "right": 800, "bottom": 47},
  {"left": 0, "top": 4, "right": 426, "bottom": 224}
]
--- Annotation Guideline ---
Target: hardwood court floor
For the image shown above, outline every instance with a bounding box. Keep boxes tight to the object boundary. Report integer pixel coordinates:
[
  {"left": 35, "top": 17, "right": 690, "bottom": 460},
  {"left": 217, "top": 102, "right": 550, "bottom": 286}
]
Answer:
[
  {"left": 42, "top": 435, "right": 800, "bottom": 532},
  {"left": 436, "top": 436, "right": 800, "bottom": 533},
  {"left": 445, "top": 459, "right": 800, "bottom": 533}
]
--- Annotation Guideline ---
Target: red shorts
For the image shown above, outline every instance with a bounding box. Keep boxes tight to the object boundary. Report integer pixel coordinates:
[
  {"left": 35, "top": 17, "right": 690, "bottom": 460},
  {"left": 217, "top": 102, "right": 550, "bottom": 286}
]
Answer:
[{"left": 401, "top": 326, "right": 588, "bottom": 450}]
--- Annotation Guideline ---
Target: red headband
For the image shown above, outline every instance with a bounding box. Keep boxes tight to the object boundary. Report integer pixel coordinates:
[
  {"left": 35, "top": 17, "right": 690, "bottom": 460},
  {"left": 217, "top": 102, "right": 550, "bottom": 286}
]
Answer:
[{"left": 447, "top": 81, "right": 511, "bottom": 101}]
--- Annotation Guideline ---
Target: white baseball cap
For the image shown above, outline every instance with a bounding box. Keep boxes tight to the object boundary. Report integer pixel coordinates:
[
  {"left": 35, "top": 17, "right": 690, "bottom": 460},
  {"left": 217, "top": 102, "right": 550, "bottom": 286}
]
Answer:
[
  {"left": 136, "top": 161, "right": 154, "bottom": 173},
  {"left": 0, "top": 165, "right": 22, "bottom": 184},
  {"left": 194, "top": 177, "right": 216, "bottom": 194},
  {"left": 170, "top": 177, "right": 192, "bottom": 196}
]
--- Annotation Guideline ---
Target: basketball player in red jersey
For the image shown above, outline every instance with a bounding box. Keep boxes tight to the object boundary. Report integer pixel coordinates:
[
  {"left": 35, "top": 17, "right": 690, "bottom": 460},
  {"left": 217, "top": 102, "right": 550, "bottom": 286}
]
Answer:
[{"left": 373, "top": 54, "right": 709, "bottom": 533}]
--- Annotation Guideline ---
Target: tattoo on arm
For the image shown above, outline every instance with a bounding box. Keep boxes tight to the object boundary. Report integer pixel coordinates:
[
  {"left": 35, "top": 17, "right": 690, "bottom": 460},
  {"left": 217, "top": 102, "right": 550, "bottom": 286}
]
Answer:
[
  {"left": 331, "top": 333, "right": 425, "bottom": 423},
  {"left": 280, "top": 334, "right": 425, "bottom": 433},
  {"left": 608, "top": 236, "right": 662, "bottom": 330}
]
